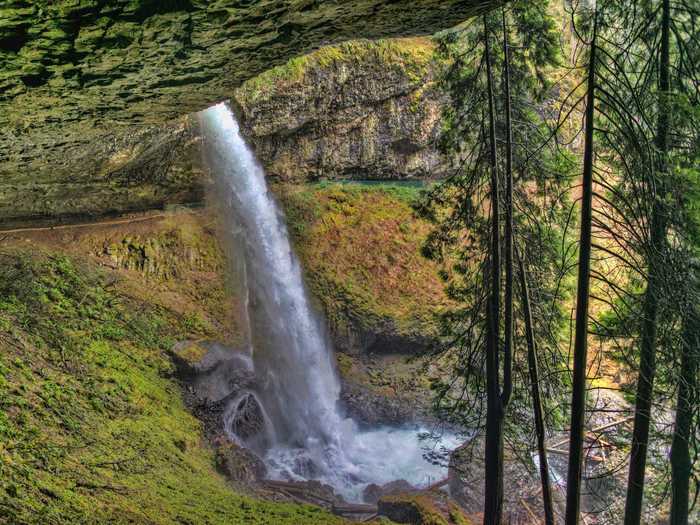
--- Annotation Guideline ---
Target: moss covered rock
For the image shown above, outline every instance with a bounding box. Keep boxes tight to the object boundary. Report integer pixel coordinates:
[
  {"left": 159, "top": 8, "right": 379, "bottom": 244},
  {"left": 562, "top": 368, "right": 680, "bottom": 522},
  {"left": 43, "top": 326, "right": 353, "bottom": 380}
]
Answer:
[
  {"left": 0, "top": 247, "right": 345, "bottom": 524},
  {"left": 377, "top": 493, "right": 474, "bottom": 525},
  {"left": 278, "top": 182, "right": 452, "bottom": 356}
]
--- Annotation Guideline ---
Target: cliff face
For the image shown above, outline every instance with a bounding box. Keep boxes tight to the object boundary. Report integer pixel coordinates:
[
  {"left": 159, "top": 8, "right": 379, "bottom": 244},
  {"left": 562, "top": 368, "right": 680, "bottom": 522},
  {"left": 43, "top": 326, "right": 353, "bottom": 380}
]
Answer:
[
  {"left": 0, "top": 118, "right": 203, "bottom": 228},
  {"left": 0, "top": 0, "right": 486, "bottom": 225},
  {"left": 0, "top": 37, "right": 451, "bottom": 226},
  {"left": 234, "top": 38, "right": 449, "bottom": 182}
]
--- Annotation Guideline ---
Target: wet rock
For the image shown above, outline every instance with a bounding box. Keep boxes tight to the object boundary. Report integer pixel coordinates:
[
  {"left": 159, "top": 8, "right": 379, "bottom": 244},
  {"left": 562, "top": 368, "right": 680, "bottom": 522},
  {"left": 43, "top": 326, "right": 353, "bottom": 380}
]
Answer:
[
  {"left": 340, "top": 380, "right": 415, "bottom": 427},
  {"left": 213, "top": 437, "right": 267, "bottom": 486},
  {"left": 222, "top": 391, "right": 273, "bottom": 451},
  {"left": 171, "top": 340, "right": 255, "bottom": 403},
  {"left": 363, "top": 479, "right": 417, "bottom": 504}
]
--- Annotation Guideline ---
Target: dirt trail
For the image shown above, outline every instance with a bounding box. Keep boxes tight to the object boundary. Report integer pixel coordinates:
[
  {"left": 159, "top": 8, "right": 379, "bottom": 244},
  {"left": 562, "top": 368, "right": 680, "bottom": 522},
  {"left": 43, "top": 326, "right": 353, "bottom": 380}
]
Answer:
[{"left": 0, "top": 207, "right": 206, "bottom": 237}]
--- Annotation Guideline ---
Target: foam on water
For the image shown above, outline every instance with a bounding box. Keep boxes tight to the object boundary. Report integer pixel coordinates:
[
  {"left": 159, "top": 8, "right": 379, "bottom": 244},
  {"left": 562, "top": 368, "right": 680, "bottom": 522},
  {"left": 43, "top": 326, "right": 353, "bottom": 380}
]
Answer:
[
  {"left": 265, "top": 426, "right": 460, "bottom": 501},
  {"left": 199, "top": 102, "right": 457, "bottom": 501}
]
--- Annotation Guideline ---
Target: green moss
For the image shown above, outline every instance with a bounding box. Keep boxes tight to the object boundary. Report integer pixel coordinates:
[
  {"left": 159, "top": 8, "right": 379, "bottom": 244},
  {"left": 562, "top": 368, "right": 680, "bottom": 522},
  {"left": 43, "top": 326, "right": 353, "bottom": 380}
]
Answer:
[
  {"left": 0, "top": 249, "right": 345, "bottom": 524},
  {"left": 277, "top": 182, "right": 450, "bottom": 345},
  {"left": 380, "top": 494, "right": 471, "bottom": 525}
]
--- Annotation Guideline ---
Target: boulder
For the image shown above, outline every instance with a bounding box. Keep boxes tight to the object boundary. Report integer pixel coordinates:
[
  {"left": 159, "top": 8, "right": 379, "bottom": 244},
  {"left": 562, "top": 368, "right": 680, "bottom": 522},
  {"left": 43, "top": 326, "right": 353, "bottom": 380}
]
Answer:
[
  {"left": 214, "top": 438, "right": 267, "bottom": 486},
  {"left": 171, "top": 340, "right": 255, "bottom": 403},
  {"left": 363, "top": 479, "right": 417, "bottom": 504},
  {"left": 377, "top": 492, "right": 474, "bottom": 525},
  {"left": 223, "top": 392, "right": 272, "bottom": 451}
]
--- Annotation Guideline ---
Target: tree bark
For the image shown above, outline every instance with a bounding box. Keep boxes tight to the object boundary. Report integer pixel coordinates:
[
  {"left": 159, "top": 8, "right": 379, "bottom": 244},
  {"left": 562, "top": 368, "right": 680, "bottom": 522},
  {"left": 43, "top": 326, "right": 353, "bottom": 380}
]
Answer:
[
  {"left": 624, "top": 1, "right": 670, "bottom": 522},
  {"left": 670, "top": 302, "right": 698, "bottom": 525},
  {"left": 565, "top": 11, "right": 597, "bottom": 525},
  {"left": 517, "top": 250, "right": 555, "bottom": 525},
  {"left": 483, "top": 14, "right": 504, "bottom": 525},
  {"left": 501, "top": 7, "right": 514, "bottom": 409}
]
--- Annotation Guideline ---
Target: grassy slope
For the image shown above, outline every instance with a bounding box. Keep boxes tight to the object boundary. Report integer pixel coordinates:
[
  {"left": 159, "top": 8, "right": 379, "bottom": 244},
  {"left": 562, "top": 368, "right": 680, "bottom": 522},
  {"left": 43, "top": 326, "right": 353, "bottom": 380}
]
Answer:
[
  {"left": 278, "top": 182, "right": 451, "bottom": 344},
  {"left": 0, "top": 217, "right": 344, "bottom": 525}
]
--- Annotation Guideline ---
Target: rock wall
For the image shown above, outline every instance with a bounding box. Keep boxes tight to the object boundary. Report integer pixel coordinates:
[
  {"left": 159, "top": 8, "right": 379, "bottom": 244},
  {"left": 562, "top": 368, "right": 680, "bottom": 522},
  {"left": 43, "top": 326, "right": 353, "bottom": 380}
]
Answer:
[
  {"left": 234, "top": 38, "right": 450, "bottom": 181},
  {"left": 0, "top": 117, "right": 204, "bottom": 228},
  {"left": 0, "top": 0, "right": 490, "bottom": 226}
]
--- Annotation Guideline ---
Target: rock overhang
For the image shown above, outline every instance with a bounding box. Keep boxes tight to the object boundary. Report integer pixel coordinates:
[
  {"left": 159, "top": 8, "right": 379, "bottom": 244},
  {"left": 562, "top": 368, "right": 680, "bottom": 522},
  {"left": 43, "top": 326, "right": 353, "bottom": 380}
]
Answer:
[{"left": 0, "top": 0, "right": 497, "bottom": 225}]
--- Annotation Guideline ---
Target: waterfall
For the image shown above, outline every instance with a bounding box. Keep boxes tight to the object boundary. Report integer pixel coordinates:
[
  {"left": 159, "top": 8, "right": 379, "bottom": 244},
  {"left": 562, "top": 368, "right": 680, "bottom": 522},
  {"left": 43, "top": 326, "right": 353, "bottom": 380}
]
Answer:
[{"left": 198, "top": 102, "right": 457, "bottom": 501}]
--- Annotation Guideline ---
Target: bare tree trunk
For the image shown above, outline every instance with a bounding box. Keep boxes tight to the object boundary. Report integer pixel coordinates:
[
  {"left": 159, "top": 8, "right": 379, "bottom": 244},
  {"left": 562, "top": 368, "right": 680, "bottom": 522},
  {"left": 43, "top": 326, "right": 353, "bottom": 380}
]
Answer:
[
  {"left": 565, "top": 11, "right": 597, "bottom": 525},
  {"left": 501, "top": 7, "right": 514, "bottom": 409},
  {"left": 483, "top": 14, "right": 504, "bottom": 525},
  {"left": 624, "top": 1, "right": 670, "bottom": 522},
  {"left": 670, "top": 301, "right": 698, "bottom": 525},
  {"left": 517, "top": 250, "right": 555, "bottom": 525}
]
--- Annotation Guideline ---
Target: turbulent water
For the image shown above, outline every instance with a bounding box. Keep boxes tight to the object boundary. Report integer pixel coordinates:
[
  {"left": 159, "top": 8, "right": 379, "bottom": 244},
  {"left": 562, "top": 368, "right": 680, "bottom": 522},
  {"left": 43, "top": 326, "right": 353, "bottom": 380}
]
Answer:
[{"left": 198, "top": 102, "right": 456, "bottom": 501}]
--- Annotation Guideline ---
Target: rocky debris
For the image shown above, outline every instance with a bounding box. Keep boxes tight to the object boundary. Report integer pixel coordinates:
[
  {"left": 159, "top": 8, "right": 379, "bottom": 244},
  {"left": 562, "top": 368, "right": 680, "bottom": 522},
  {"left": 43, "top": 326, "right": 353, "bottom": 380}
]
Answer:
[{"left": 363, "top": 479, "right": 417, "bottom": 504}]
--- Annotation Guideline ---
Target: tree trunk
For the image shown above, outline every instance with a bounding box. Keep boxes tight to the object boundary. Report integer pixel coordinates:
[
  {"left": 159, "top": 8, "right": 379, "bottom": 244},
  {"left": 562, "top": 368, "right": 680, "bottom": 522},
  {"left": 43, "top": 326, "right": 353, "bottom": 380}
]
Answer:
[
  {"left": 517, "top": 250, "right": 555, "bottom": 525},
  {"left": 483, "top": 14, "right": 504, "bottom": 525},
  {"left": 501, "top": 7, "right": 514, "bottom": 409},
  {"left": 623, "top": 1, "right": 670, "bottom": 522},
  {"left": 565, "top": 11, "right": 597, "bottom": 525},
  {"left": 670, "top": 302, "right": 698, "bottom": 525}
]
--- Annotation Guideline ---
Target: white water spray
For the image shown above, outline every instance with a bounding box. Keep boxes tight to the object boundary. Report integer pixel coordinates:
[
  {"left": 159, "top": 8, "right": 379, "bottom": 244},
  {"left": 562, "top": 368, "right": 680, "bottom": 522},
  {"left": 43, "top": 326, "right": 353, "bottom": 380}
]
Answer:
[{"left": 199, "top": 102, "right": 456, "bottom": 500}]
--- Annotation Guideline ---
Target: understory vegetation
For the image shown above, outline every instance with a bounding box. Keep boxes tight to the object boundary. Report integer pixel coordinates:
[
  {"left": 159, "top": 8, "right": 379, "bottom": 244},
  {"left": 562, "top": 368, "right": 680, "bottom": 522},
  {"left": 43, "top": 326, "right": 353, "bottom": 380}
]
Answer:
[{"left": 278, "top": 182, "right": 452, "bottom": 350}]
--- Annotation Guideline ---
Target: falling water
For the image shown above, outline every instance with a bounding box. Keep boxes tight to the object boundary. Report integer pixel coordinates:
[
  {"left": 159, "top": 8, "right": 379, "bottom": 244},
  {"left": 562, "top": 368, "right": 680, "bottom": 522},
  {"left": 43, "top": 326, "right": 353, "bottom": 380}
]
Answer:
[{"left": 199, "top": 102, "right": 457, "bottom": 500}]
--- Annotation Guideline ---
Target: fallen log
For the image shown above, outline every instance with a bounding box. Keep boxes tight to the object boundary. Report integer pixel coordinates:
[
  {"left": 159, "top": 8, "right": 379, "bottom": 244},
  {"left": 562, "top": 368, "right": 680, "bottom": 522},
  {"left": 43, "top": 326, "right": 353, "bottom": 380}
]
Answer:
[
  {"left": 549, "top": 416, "right": 634, "bottom": 449},
  {"left": 546, "top": 447, "right": 604, "bottom": 463},
  {"left": 262, "top": 480, "right": 336, "bottom": 505}
]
